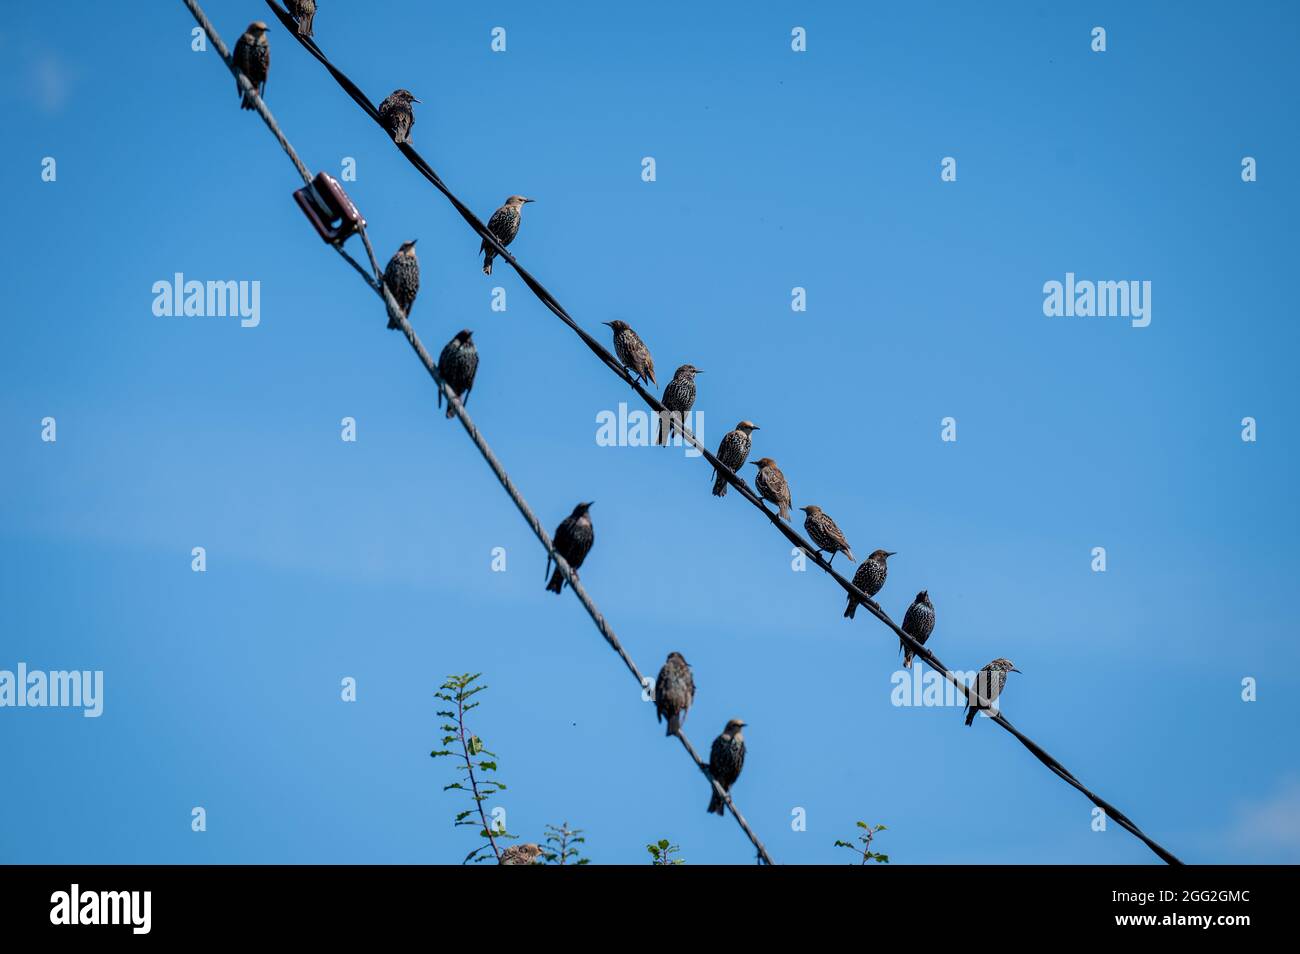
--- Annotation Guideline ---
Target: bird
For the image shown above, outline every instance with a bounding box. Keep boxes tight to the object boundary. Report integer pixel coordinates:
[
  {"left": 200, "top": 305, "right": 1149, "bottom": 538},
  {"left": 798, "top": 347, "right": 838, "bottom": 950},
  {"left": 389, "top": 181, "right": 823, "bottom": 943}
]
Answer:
[
  {"left": 285, "top": 0, "right": 316, "bottom": 37},
  {"left": 437, "top": 329, "right": 478, "bottom": 418},
  {"left": 382, "top": 239, "right": 419, "bottom": 328},
  {"left": 378, "top": 89, "right": 419, "bottom": 144},
  {"left": 711, "top": 421, "right": 759, "bottom": 497},
  {"left": 965, "top": 658, "right": 1021, "bottom": 726},
  {"left": 750, "top": 458, "right": 791, "bottom": 521},
  {"left": 481, "top": 195, "right": 533, "bottom": 275},
  {"left": 656, "top": 365, "right": 702, "bottom": 445},
  {"left": 654, "top": 652, "right": 695, "bottom": 737},
  {"left": 706, "top": 719, "right": 747, "bottom": 816},
  {"left": 232, "top": 22, "right": 270, "bottom": 110},
  {"left": 844, "top": 550, "right": 895, "bottom": 619},
  {"left": 499, "top": 843, "right": 544, "bottom": 865},
  {"left": 603, "top": 320, "right": 656, "bottom": 388},
  {"left": 900, "top": 590, "right": 935, "bottom": 669},
  {"left": 545, "top": 502, "right": 594, "bottom": 594},
  {"left": 800, "top": 505, "right": 855, "bottom": 566}
]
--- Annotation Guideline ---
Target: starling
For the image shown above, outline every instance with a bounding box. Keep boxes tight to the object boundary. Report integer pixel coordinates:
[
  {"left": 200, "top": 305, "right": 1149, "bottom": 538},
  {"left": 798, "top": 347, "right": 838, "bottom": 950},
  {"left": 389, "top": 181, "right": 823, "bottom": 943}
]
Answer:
[
  {"left": 800, "top": 505, "right": 856, "bottom": 566},
  {"left": 437, "top": 329, "right": 478, "bottom": 418},
  {"left": 378, "top": 89, "right": 420, "bottom": 144},
  {"left": 844, "top": 550, "right": 895, "bottom": 619},
  {"left": 545, "top": 502, "right": 594, "bottom": 594},
  {"left": 654, "top": 652, "right": 695, "bottom": 737},
  {"left": 232, "top": 22, "right": 270, "bottom": 111},
  {"left": 900, "top": 590, "right": 935, "bottom": 669},
  {"left": 285, "top": 0, "right": 316, "bottom": 37},
  {"left": 750, "top": 457, "right": 791, "bottom": 522},
  {"left": 706, "top": 718, "right": 747, "bottom": 816},
  {"left": 712, "top": 421, "right": 759, "bottom": 497},
  {"left": 499, "top": 843, "right": 544, "bottom": 865},
  {"left": 382, "top": 239, "right": 419, "bottom": 329},
  {"left": 603, "top": 320, "right": 656, "bottom": 388},
  {"left": 655, "top": 364, "right": 702, "bottom": 445},
  {"left": 964, "top": 658, "right": 1021, "bottom": 726},
  {"left": 481, "top": 195, "right": 533, "bottom": 275}
]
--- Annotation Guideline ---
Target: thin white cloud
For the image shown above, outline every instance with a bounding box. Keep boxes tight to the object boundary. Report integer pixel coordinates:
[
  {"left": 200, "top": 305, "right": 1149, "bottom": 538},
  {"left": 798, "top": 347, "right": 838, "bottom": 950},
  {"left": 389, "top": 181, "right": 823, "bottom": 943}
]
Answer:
[
  {"left": 1228, "top": 777, "right": 1300, "bottom": 861},
  {"left": 29, "top": 51, "right": 75, "bottom": 113}
]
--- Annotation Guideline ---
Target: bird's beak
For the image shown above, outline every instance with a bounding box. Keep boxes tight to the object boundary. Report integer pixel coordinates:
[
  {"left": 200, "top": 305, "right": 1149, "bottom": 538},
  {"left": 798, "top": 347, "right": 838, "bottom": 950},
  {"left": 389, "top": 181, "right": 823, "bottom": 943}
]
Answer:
[
  {"left": 751, "top": 425, "right": 761, "bottom": 430},
  {"left": 602, "top": 321, "right": 613, "bottom": 327},
  {"left": 887, "top": 551, "right": 897, "bottom": 557},
  {"left": 696, "top": 369, "right": 705, "bottom": 373},
  {"left": 412, "top": 97, "right": 422, "bottom": 103},
  {"left": 524, "top": 197, "right": 535, "bottom": 203},
  {"left": 412, "top": 239, "right": 419, "bottom": 245},
  {"left": 1012, "top": 668, "right": 1022, "bottom": 674},
  {"left": 586, "top": 501, "right": 595, "bottom": 508}
]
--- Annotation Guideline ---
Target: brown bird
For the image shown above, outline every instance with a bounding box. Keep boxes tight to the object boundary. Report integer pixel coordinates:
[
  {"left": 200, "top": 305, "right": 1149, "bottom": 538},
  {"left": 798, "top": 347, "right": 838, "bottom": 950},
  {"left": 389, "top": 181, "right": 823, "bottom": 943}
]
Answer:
[
  {"left": 232, "top": 22, "right": 270, "bottom": 110},
  {"left": 545, "top": 502, "right": 594, "bottom": 594},
  {"left": 382, "top": 239, "right": 419, "bottom": 328},
  {"left": 499, "top": 843, "right": 544, "bottom": 865},
  {"left": 654, "top": 652, "right": 695, "bottom": 737},
  {"left": 603, "top": 320, "right": 656, "bottom": 387},
  {"left": 712, "top": 421, "right": 759, "bottom": 497},
  {"left": 750, "top": 458, "right": 791, "bottom": 521},
  {"left": 706, "top": 719, "right": 747, "bottom": 816},
  {"left": 900, "top": 590, "right": 935, "bottom": 669},
  {"left": 965, "top": 658, "right": 1020, "bottom": 726},
  {"left": 378, "top": 88, "right": 420, "bottom": 144},
  {"left": 844, "top": 550, "right": 894, "bottom": 619},
  {"left": 285, "top": 0, "right": 316, "bottom": 37},
  {"left": 656, "top": 364, "right": 702, "bottom": 445},
  {"left": 437, "top": 329, "right": 478, "bottom": 417},
  {"left": 800, "top": 505, "right": 855, "bottom": 565},
  {"left": 481, "top": 195, "right": 533, "bottom": 275}
]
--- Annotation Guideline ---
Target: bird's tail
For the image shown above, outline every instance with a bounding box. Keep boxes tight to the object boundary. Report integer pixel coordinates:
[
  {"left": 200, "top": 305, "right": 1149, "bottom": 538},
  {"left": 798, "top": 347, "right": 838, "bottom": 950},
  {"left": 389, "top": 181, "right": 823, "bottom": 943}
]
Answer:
[
  {"left": 711, "top": 471, "right": 728, "bottom": 497},
  {"left": 707, "top": 789, "right": 725, "bottom": 815},
  {"left": 778, "top": 502, "right": 790, "bottom": 522},
  {"left": 546, "top": 568, "right": 565, "bottom": 594},
  {"left": 445, "top": 397, "right": 456, "bottom": 419},
  {"left": 965, "top": 705, "right": 978, "bottom": 726},
  {"left": 902, "top": 641, "right": 914, "bottom": 668},
  {"left": 482, "top": 250, "right": 495, "bottom": 275},
  {"left": 843, "top": 596, "right": 858, "bottom": 620},
  {"left": 240, "top": 89, "right": 256, "bottom": 110},
  {"left": 843, "top": 548, "right": 857, "bottom": 564},
  {"left": 297, "top": 12, "right": 315, "bottom": 37},
  {"left": 655, "top": 411, "right": 667, "bottom": 446},
  {"left": 666, "top": 712, "right": 682, "bottom": 737}
]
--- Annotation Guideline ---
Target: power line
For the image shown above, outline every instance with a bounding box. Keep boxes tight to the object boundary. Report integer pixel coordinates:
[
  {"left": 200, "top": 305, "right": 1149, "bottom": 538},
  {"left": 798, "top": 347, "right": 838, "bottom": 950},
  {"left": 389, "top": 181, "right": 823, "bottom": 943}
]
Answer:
[
  {"left": 182, "top": 0, "right": 774, "bottom": 866},
  {"left": 259, "top": 0, "right": 1185, "bottom": 865}
]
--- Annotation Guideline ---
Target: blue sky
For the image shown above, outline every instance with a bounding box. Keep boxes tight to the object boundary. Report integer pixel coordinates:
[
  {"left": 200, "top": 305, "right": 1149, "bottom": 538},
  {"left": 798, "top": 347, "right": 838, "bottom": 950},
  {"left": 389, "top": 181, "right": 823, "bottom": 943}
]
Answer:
[{"left": 1, "top": 1, "right": 1297, "bottom": 865}]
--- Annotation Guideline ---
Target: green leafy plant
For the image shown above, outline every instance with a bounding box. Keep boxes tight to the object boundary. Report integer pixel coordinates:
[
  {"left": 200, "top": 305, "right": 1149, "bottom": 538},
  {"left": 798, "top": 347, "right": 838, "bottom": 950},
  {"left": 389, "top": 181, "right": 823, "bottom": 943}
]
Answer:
[
  {"left": 647, "top": 838, "right": 685, "bottom": 865},
  {"left": 834, "top": 821, "right": 889, "bottom": 864},
  {"left": 541, "top": 821, "right": 589, "bottom": 865}
]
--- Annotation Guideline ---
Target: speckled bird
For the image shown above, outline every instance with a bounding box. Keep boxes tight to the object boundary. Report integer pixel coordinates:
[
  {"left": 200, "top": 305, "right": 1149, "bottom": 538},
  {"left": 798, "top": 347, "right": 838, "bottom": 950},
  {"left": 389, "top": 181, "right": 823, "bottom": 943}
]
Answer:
[
  {"left": 844, "top": 549, "right": 894, "bottom": 619},
  {"left": 382, "top": 239, "right": 419, "bottom": 328},
  {"left": 750, "top": 457, "right": 791, "bottom": 521},
  {"left": 654, "top": 652, "right": 695, "bottom": 737},
  {"left": 965, "top": 658, "right": 1020, "bottom": 726},
  {"left": 232, "top": 22, "right": 270, "bottom": 110},
  {"left": 437, "top": 329, "right": 478, "bottom": 418},
  {"left": 900, "top": 590, "right": 935, "bottom": 669},
  {"left": 481, "top": 195, "right": 533, "bottom": 275},
  {"left": 285, "top": 0, "right": 316, "bottom": 37},
  {"left": 706, "top": 719, "right": 747, "bottom": 816},
  {"left": 656, "top": 364, "right": 702, "bottom": 445},
  {"left": 378, "top": 89, "right": 419, "bottom": 144},
  {"left": 712, "top": 421, "right": 759, "bottom": 497},
  {"left": 545, "top": 502, "right": 594, "bottom": 594},
  {"left": 800, "top": 505, "right": 855, "bottom": 566},
  {"left": 499, "top": 843, "right": 543, "bottom": 865},
  {"left": 603, "top": 320, "right": 656, "bottom": 387}
]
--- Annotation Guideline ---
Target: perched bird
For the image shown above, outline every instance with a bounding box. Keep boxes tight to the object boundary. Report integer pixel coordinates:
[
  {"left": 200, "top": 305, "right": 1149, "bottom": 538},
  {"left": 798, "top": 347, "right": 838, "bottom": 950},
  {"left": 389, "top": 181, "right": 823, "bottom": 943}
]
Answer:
[
  {"left": 382, "top": 239, "right": 419, "bottom": 328},
  {"left": 965, "top": 658, "right": 1021, "bottom": 726},
  {"left": 437, "top": 329, "right": 479, "bottom": 418},
  {"left": 844, "top": 550, "right": 895, "bottom": 619},
  {"left": 378, "top": 89, "right": 420, "bottom": 144},
  {"left": 654, "top": 652, "right": 695, "bottom": 737},
  {"left": 656, "top": 365, "right": 702, "bottom": 445},
  {"left": 603, "top": 320, "right": 656, "bottom": 387},
  {"left": 800, "top": 505, "right": 856, "bottom": 566},
  {"left": 545, "top": 502, "right": 594, "bottom": 594},
  {"left": 706, "top": 719, "right": 747, "bottom": 816},
  {"left": 499, "top": 843, "right": 544, "bottom": 865},
  {"left": 232, "top": 22, "right": 270, "bottom": 110},
  {"left": 481, "top": 195, "right": 533, "bottom": 275},
  {"left": 900, "top": 590, "right": 935, "bottom": 669},
  {"left": 285, "top": 0, "right": 316, "bottom": 37},
  {"left": 711, "top": 421, "right": 759, "bottom": 497},
  {"left": 750, "top": 458, "right": 791, "bottom": 521}
]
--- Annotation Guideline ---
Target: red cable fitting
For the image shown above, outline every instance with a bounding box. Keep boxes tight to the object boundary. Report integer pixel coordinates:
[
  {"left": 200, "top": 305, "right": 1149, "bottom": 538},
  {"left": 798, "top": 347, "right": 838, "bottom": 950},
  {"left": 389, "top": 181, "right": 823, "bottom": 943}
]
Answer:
[{"left": 293, "top": 172, "right": 365, "bottom": 244}]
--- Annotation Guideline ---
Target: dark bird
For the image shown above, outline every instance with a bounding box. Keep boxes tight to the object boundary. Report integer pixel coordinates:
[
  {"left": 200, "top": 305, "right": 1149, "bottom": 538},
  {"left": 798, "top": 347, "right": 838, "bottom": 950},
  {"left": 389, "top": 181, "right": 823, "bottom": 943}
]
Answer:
[
  {"left": 964, "top": 658, "right": 1021, "bottom": 726},
  {"left": 844, "top": 549, "right": 895, "bottom": 619},
  {"left": 800, "top": 505, "right": 855, "bottom": 566},
  {"left": 750, "top": 457, "right": 791, "bottom": 521},
  {"left": 545, "top": 502, "right": 594, "bottom": 594},
  {"left": 900, "top": 590, "right": 935, "bottom": 669},
  {"left": 382, "top": 239, "right": 419, "bottom": 328},
  {"left": 603, "top": 320, "right": 656, "bottom": 387},
  {"left": 437, "top": 329, "right": 478, "bottom": 418},
  {"left": 232, "top": 22, "right": 270, "bottom": 110},
  {"left": 378, "top": 88, "right": 420, "bottom": 144},
  {"left": 712, "top": 421, "right": 759, "bottom": 496},
  {"left": 654, "top": 652, "right": 695, "bottom": 737},
  {"left": 656, "top": 364, "right": 702, "bottom": 445},
  {"left": 481, "top": 195, "right": 533, "bottom": 275},
  {"left": 706, "top": 719, "right": 747, "bottom": 816},
  {"left": 285, "top": 0, "right": 316, "bottom": 37},
  {"left": 499, "top": 843, "right": 544, "bottom": 865}
]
